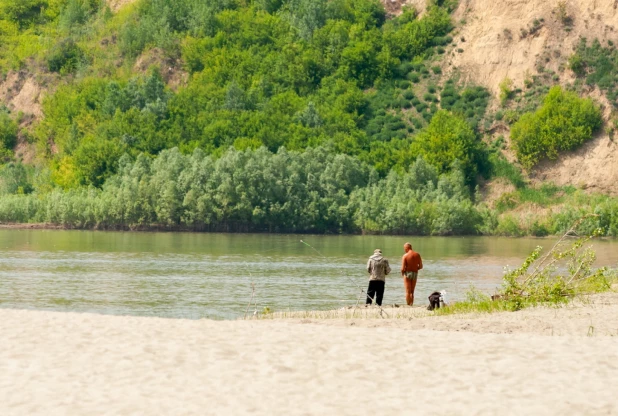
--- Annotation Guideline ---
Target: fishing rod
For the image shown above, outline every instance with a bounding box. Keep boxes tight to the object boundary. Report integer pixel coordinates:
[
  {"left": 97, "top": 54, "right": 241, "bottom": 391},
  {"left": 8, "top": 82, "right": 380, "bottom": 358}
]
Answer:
[{"left": 300, "top": 239, "right": 390, "bottom": 318}]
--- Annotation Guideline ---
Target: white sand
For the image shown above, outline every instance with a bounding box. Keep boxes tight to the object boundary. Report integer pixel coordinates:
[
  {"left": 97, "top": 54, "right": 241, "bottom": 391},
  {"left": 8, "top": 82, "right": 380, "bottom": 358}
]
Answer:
[{"left": 2, "top": 294, "right": 618, "bottom": 415}]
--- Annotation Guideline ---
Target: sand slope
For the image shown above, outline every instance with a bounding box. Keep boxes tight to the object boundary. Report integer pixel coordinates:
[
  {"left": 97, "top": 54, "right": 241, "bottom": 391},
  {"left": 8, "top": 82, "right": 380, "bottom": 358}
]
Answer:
[{"left": 1, "top": 304, "right": 618, "bottom": 415}]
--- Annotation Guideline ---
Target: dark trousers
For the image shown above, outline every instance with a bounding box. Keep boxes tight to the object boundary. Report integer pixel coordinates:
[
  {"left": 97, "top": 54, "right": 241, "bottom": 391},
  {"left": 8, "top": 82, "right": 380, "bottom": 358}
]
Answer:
[{"left": 366, "top": 280, "right": 385, "bottom": 306}]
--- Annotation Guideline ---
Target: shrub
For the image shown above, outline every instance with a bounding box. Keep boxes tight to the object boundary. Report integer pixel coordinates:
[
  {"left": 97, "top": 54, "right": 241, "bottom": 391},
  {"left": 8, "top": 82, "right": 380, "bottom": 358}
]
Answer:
[
  {"left": 530, "top": 220, "right": 549, "bottom": 237},
  {"left": 556, "top": 1, "right": 572, "bottom": 27},
  {"left": 59, "top": 0, "right": 100, "bottom": 30},
  {"left": 511, "top": 86, "right": 602, "bottom": 168},
  {"left": 495, "top": 215, "right": 523, "bottom": 236},
  {"left": 423, "top": 92, "right": 436, "bottom": 102},
  {"left": 0, "top": 0, "right": 50, "bottom": 29},
  {"left": 503, "top": 110, "right": 519, "bottom": 124},
  {"left": 499, "top": 78, "right": 514, "bottom": 106},
  {"left": 47, "top": 38, "right": 86, "bottom": 74},
  {"left": 568, "top": 53, "right": 586, "bottom": 77},
  {"left": 410, "top": 117, "right": 423, "bottom": 129},
  {"left": 0, "top": 162, "right": 34, "bottom": 195},
  {"left": 0, "top": 111, "right": 18, "bottom": 151},
  {"left": 407, "top": 73, "right": 420, "bottom": 83},
  {"left": 488, "top": 153, "right": 525, "bottom": 188}
]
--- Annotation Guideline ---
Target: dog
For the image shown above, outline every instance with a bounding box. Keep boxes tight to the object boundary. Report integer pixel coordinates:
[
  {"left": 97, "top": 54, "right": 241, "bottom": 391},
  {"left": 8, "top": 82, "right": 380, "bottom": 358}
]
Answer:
[{"left": 427, "top": 291, "right": 447, "bottom": 311}]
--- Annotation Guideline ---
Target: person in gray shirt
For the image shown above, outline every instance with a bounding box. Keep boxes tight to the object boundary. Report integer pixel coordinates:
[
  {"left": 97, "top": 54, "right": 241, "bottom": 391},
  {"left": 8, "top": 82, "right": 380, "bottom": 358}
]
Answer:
[{"left": 366, "top": 249, "right": 391, "bottom": 306}]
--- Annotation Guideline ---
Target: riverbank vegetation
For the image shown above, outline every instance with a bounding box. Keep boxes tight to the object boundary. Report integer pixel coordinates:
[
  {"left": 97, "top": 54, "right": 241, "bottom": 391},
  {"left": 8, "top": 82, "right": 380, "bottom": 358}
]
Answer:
[
  {"left": 438, "top": 217, "right": 618, "bottom": 315},
  {"left": 2, "top": 145, "right": 618, "bottom": 235},
  {"left": 0, "top": 0, "right": 615, "bottom": 236}
]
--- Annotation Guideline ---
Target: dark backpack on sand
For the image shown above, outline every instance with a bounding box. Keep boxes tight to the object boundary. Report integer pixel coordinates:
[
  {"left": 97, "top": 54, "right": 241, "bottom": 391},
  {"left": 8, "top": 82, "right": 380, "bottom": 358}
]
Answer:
[{"left": 427, "top": 292, "right": 442, "bottom": 311}]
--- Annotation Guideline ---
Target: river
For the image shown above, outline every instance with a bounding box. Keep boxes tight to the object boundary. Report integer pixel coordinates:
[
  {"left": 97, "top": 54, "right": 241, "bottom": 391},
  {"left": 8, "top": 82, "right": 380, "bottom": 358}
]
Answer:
[{"left": 1, "top": 230, "right": 616, "bottom": 319}]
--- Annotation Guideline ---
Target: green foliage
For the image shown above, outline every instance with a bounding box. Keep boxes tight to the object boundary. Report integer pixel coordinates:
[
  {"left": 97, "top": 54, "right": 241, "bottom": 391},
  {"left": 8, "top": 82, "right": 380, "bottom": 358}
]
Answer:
[
  {"left": 0, "top": 109, "right": 18, "bottom": 152},
  {"left": 410, "top": 110, "right": 487, "bottom": 184},
  {"left": 570, "top": 38, "right": 618, "bottom": 106},
  {"left": 385, "top": 6, "right": 452, "bottom": 60},
  {"left": 37, "top": 70, "right": 172, "bottom": 186},
  {"left": 350, "top": 157, "right": 480, "bottom": 235},
  {"left": 0, "top": 0, "right": 52, "bottom": 29},
  {"left": 487, "top": 153, "right": 525, "bottom": 188},
  {"left": 439, "top": 81, "right": 490, "bottom": 129},
  {"left": 0, "top": 162, "right": 34, "bottom": 194},
  {"left": 511, "top": 86, "right": 602, "bottom": 168},
  {"left": 441, "top": 219, "right": 618, "bottom": 315},
  {"left": 501, "top": 222, "right": 608, "bottom": 309},
  {"left": 59, "top": 0, "right": 102, "bottom": 31},
  {"left": 47, "top": 38, "right": 87, "bottom": 74},
  {"left": 286, "top": 0, "right": 328, "bottom": 40},
  {"left": 0, "top": 0, "right": 461, "bottom": 192},
  {"left": 568, "top": 53, "right": 586, "bottom": 77},
  {"left": 499, "top": 78, "right": 513, "bottom": 106},
  {"left": 0, "top": 146, "right": 375, "bottom": 232}
]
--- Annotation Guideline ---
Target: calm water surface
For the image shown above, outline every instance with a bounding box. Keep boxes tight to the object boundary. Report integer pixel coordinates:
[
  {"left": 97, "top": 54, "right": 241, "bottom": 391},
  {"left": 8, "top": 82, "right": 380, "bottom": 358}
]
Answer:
[{"left": 1, "top": 230, "right": 616, "bottom": 319}]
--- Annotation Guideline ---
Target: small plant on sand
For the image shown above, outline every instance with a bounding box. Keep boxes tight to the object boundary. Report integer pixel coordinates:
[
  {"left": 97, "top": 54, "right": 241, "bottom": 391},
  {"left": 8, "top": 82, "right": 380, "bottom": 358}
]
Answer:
[
  {"left": 556, "top": 1, "right": 572, "bottom": 27},
  {"left": 500, "top": 216, "right": 615, "bottom": 309},
  {"left": 499, "top": 78, "right": 514, "bottom": 106},
  {"left": 440, "top": 216, "right": 617, "bottom": 314}
]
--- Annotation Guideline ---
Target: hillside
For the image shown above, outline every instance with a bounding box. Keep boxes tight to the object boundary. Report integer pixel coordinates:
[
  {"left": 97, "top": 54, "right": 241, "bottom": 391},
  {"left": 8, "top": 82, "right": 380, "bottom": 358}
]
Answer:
[
  {"left": 0, "top": 0, "right": 617, "bottom": 235},
  {"left": 449, "top": 0, "right": 618, "bottom": 194}
]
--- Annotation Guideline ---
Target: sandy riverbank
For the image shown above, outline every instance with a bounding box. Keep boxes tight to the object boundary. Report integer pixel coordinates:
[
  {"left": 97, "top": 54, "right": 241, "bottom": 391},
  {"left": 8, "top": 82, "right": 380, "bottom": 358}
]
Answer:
[{"left": 1, "top": 293, "right": 618, "bottom": 415}]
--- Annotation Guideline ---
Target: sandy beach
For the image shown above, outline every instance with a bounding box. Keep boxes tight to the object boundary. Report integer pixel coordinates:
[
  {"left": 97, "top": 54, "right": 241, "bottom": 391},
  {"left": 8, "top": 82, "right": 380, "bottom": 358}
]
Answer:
[{"left": 2, "top": 292, "right": 618, "bottom": 416}]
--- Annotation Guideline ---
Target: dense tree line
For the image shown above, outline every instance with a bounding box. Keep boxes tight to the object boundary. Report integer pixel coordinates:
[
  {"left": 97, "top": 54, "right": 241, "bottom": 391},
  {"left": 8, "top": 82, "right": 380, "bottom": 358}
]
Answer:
[
  {"left": 2, "top": 145, "right": 618, "bottom": 236},
  {"left": 0, "top": 146, "right": 477, "bottom": 234}
]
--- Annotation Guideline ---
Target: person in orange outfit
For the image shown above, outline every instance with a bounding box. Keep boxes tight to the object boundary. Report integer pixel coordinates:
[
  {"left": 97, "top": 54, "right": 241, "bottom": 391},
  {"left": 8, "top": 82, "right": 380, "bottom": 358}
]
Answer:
[{"left": 401, "top": 242, "right": 423, "bottom": 306}]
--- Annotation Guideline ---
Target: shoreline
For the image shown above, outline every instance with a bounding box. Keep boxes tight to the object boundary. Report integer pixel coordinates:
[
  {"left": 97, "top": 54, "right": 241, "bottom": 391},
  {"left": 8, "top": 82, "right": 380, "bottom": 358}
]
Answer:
[
  {"left": 260, "top": 290, "right": 618, "bottom": 336},
  {"left": 2, "top": 293, "right": 618, "bottom": 415},
  {"left": 2, "top": 222, "right": 614, "bottom": 239}
]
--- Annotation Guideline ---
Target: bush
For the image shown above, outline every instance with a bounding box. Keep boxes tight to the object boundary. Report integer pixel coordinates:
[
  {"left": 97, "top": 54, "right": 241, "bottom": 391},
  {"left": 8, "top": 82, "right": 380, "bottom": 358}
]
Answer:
[
  {"left": 47, "top": 38, "right": 86, "bottom": 74},
  {"left": 488, "top": 153, "right": 525, "bottom": 188},
  {"left": 0, "top": 162, "right": 34, "bottom": 195},
  {"left": 0, "top": 111, "right": 18, "bottom": 151},
  {"left": 511, "top": 86, "right": 602, "bottom": 168},
  {"left": 59, "top": 0, "right": 100, "bottom": 30},
  {"left": 407, "top": 73, "right": 420, "bottom": 83},
  {"left": 0, "top": 0, "right": 50, "bottom": 29},
  {"left": 499, "top": 78, "right": 513, "bottom": 106},
  {"left": 423, "top": 92, "right": 437, "bottom": 102}
]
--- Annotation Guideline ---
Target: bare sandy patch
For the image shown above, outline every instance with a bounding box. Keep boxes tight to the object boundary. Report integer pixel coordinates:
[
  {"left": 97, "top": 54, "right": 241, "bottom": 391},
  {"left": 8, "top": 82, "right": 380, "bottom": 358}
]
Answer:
[
  {"left": 0, "top": 71, "right": 43, "bottom": 117},
  {"left": 276, "top": 291, "right": 618, "bottom": 337},
  {"left": 106, "top": 0, "right": 138, "bottom": 12},
  {"left": 1, "top": 291, "right": 617, "bottom": 415},
  {"left": 532, "top": 132, "right": 618, "bottom": 195},
  {"left": 448, "top": 0, "right": 618, "bottom": 94}
]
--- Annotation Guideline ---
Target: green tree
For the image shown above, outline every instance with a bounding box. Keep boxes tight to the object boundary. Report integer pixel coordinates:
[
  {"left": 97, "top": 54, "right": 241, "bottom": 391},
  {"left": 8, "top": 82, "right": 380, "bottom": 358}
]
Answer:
[{"left": 410, "top": 110, "right": 484, "bottom": 183}]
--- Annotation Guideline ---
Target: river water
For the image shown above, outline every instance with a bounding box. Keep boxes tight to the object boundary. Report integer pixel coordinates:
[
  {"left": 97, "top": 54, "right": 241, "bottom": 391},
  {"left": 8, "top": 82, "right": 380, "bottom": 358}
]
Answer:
[{"left": 0, "top": 230, "right": 616, "bottom": 319}]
